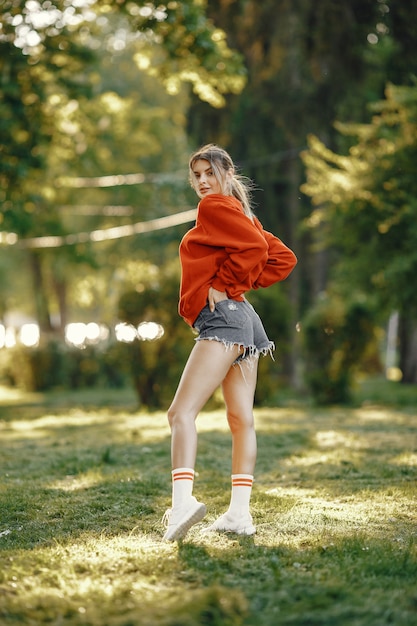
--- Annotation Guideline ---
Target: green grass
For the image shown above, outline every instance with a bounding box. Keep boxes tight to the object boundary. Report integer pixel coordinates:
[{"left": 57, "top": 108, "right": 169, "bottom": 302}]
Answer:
[{"left": 0, "top": 382, "right": 416, "bottom": 625}]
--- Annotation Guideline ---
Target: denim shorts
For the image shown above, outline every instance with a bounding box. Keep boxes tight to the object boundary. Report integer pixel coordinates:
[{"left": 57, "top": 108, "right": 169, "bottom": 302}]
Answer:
[{"left": 193, "top": 298, "right": 274, "bottom": 363}]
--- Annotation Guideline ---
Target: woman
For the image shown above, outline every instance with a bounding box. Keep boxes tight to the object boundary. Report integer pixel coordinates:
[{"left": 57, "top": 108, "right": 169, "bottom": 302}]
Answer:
[{"left": 163, "top": 144, "right": 297, "bottom": 541}]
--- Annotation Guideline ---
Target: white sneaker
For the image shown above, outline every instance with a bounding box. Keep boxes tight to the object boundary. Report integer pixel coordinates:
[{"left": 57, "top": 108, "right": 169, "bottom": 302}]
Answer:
[
  {"left": 202, "top": 511, "right": 256, "bottom": 536},
  {"left": 162, "top": 496, "right": 207, "bottom": 541}
]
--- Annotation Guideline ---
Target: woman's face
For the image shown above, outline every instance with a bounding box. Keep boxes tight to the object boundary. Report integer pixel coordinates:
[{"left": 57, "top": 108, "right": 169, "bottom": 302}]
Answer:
[{"left": 191, "top": 159, "right": 222, "bottom": 198}]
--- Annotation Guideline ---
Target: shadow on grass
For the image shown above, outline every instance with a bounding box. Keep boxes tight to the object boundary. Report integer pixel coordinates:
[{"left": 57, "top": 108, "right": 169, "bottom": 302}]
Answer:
[
  {"left": 1, "top": 402, "right": 416, "bottom": 552},
  {"left": 175, "top": 530, "right": 417, "bottom": 626},
  {"left": 0, "top": 397, "right": 416, "bottom": 625}
]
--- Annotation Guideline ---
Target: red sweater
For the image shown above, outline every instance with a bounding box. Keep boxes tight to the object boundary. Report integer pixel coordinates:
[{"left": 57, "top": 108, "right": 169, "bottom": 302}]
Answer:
[{"left": 179, "top": 194, "right": 297, "bottom": 326}]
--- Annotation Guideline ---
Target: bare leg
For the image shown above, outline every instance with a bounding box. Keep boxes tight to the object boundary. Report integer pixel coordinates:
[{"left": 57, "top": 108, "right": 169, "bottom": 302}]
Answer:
[
  {"left": 200, "top": 357, "right": 259, "bottom": 536},
  {"left": 167, "top": 339, "right": 243, "bottom": 469},
  {"left": 221, "top": 357, "right": 259, "bottom": 475}
]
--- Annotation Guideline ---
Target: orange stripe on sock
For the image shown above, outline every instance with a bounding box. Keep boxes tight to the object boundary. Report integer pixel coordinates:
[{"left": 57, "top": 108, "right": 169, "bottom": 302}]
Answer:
[
  {"left": 232, "top": 479, "right": 253, "bottom": 487},
  {"left": 173, "top": 471, "right": 194, "bottom": 481}
]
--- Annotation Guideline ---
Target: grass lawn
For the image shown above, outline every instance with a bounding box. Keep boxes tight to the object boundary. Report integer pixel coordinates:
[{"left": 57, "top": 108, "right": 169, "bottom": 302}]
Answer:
[{"left": 0, "top": 382, "right": 416, "bottom": 625}]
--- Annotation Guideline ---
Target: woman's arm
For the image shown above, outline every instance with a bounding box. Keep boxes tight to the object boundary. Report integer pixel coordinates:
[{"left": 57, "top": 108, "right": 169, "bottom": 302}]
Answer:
[{"left": 252, "top": 220, "right": 297, "bottom": 288}]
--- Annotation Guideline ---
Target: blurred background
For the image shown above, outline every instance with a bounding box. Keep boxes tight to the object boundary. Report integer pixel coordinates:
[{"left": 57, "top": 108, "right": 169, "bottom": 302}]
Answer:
[{"left": 1, "top": 0, "right": 416, "bottom": 407}]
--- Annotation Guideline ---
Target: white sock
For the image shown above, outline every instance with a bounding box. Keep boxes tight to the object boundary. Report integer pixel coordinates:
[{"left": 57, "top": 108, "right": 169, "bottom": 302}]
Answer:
[
  {"left": 228, "top": 474, "right": 253, "bottom": 517},
  {"left": 171, "top": 467, "right": 194, "bottom": 507}
]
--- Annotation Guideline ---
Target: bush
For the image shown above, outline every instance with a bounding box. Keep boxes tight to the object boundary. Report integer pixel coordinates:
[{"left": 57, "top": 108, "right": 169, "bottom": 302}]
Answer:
[
  {"left": 302, "top": 293, "right": 375, "bottom": 404},
  {"left": 0, "top": 341, "right": 130, "bottom": 392},
  {"left": 250, "top": 284, "right": 295, "bottom": 405},
  {"left": 0, "top": 274, "right": 296, "bottom": 408}
]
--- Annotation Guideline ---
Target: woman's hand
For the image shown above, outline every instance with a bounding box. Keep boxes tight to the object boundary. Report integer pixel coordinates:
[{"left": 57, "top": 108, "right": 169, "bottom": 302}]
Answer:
[{"left": 208, "top": 286, "right": 228, "bottom": 312}]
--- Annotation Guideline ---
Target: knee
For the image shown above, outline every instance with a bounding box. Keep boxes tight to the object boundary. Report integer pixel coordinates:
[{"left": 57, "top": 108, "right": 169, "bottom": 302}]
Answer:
[
  {"left": 227, "top": 410, "right": 254, "bottom": 434},
  {"left": 167, "top": 405, "right": 194, "bottom": 430},
  {"left": 167, "top": 405, "right": 177, "bottom": 429}
]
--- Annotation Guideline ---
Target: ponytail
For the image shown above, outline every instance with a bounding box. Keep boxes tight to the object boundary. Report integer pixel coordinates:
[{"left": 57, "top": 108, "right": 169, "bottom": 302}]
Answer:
[{"left": 230, "top": 175, "right": 255, "bottom": 220}]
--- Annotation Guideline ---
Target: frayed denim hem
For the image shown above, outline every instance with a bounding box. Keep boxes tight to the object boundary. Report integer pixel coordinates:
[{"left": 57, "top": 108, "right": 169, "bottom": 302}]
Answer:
[{"left": 195, "top": 335, "right": 275, "bottom": 366}]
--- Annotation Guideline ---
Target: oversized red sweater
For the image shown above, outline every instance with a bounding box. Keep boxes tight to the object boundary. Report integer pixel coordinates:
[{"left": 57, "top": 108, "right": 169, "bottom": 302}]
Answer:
[{"left": 179, "top": 194, "right": 297, "bottom": 326}]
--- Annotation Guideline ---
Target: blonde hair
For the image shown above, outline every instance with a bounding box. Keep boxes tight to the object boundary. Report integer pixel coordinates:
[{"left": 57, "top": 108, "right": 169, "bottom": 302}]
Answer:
[{"left": 188, "top": 144, "right": 255, "bottom": 220}]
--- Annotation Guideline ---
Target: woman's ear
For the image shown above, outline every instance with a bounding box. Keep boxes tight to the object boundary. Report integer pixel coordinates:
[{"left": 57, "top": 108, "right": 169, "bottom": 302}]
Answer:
[{"left": 226, "top": 168, "right": 234, "bottom": 189}]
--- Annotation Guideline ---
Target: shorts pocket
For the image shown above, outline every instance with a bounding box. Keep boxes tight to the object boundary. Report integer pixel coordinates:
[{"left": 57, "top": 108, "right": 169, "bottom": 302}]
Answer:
[{"left": 215, "top": 299, "right": 249, "bottom": 326}]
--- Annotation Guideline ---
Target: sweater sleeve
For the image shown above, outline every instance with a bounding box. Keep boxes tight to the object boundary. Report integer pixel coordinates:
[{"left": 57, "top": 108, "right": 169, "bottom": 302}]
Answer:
[
  {"left": 252, "top": 219, "right": 297, "bottom": 288},
  {"left": 197, "top": 195, "right": 269, "bottom": 293}
]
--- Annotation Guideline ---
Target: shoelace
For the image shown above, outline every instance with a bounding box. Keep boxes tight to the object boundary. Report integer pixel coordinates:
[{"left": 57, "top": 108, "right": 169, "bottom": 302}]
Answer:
[{"left": 161, "top": 508, "right": 172, "bottom": 529}]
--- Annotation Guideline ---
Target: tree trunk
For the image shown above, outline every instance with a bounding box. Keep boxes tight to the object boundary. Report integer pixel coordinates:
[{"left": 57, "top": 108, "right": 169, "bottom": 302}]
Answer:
[
  {"left": 29, "top": 251, "right": 52, "bottom": 333},
  {"left": 398, "top": 315, "right": 417, "bottom": 384},
  {"left": 52, "top": 274, "right": 67, "bottom": 335},
  {"left": 286, "top": 150, "right": 303, "bottom": 388}
]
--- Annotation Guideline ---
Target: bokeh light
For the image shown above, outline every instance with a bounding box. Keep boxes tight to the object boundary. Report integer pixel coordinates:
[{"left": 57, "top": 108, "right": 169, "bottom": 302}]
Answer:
[
  {"left": 114, "top": 323, "right": 137, "bottom": 343},
  {"left": 19, "top": 323, "right": 40, "bottom": 348},
  {"left": 137, "top": 321, "right": 164, "bottom": 341}
]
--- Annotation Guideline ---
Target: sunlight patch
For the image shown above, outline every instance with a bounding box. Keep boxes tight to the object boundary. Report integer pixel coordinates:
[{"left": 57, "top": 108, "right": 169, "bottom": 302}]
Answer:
[
  {"left": 49, "top": 473, "right": 103, "bottom": 492},
  {"left": 355, "top": 407, "right": 392, "bottom": 421},
  {"left": 284, "top": 452, "right": 336, "bottom": 467},
  {"left": 315, "top": 430, "right": 357, "bottom": 448},
  {"left": 390, "top": 452, "right": 417, "bottom": 467},
  {"left": 265, "top": 486, "right": 318, "bottom": 498},
  {"left": 0, "top": 385, "right": 39, "bottom": 403}
]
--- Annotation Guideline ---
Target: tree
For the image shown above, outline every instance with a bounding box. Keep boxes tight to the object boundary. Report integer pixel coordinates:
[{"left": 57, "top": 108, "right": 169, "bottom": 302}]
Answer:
[
  {"left": 0, "top": 0, "right": 246, "bottom": 331},
  {"left": 117, "top": 258, "right": 193, "bottom": 407},
  {"left": 301, "top": 82, "right": 417, "bottom": 382},
  {"left": 186, "top": 0, "right": 388, "bottom": 383},
  {"left": 185, "top": 0, "right": 417, "bottom": 390}
]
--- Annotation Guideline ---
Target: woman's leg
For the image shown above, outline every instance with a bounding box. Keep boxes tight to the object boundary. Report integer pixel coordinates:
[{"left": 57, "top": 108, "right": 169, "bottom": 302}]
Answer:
[
  {"left": 163, "top": 339, "right": 243, "bottom": 541},
  {"left": 222, "top": 357, "right": 258, "bottom": 475},
  {"left": 167, "top": 339, "right": 243, "bottom": 469},
  {"left": 202, "top": 357, "right": 259, "bottom": 535}
]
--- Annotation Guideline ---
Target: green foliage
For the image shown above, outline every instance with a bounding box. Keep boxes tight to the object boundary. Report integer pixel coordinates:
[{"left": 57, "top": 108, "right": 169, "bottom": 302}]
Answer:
[
  {"left": 302, "top": 293, "right": 375, "bottom": 404},
  {"left": 116, "top": 268, "right": 298, "bottom": 408},
  {"left": 117, "top": 260, "right": 194, "bottom": 408},
  {"left": 302, "top": 82, "right": 417, "bottom": 317},
  {"left": 135, "top": 0, "right": 247, "bottom": 108},
  {"left": 0, "top": 0, "right": 246, "bottom": 334},
  {"left": 0, "top": 0, "right": 245, "bottom": 201},
  {"left": 249, "top": 286, "right": 295, "bottom": 405},
  {"left": 0, "top": 259, "right": 296, "bottom": 408},
  {"left": 188, "top": 0, "right": 395, "bottom": 234},
  {"left": 185, "top": 0, "right": 402, "bottom": 387},
  {"left": 301, "top": 82, "right": 417, "bottom": 383},
  {"left": 0, "top": 342, "right": 130, "bottom": 392},
  {"left": 356, "top": 375, "right": 417, "bottom": 408},
  {"left": 3, "top": 0, "right": 417, "bottom": 396}
]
